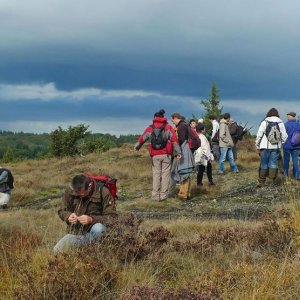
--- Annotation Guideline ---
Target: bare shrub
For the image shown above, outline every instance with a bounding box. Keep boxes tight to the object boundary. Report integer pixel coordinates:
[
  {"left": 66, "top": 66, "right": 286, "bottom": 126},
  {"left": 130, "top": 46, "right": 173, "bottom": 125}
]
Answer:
[
  {"left": 173, "top": 227, "right": 250, "bottom": 256},
  {"left": 103, "top": 214, "right": 172, "bottom": 262},
  {"left": 173, "top": 216, "right": 299, "bottom": 257},
  {"left": 248, "top": 215, "right": 298, "bottom": 256}
]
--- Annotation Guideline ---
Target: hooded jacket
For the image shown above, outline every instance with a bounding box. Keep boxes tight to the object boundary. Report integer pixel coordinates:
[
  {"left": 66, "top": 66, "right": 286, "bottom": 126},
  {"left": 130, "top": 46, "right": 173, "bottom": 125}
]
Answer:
[
  {"left": 219, "top": 118, "right": 234, "bottom": 148},
  {"left": 58, "top": 182, "right": 117, "bottom": 235},
  {"left": 135, "top": 117, "right": 181, "bottom": 156},
  {"left": 255, "top": 116, "right": 288, "bottom": 149}
]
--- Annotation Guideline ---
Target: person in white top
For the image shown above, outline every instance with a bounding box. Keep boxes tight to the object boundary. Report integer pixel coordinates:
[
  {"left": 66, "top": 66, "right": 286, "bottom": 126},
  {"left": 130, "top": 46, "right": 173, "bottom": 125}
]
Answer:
[
  {"left": 209, "top": 114, "right": 220, "bottom": 161},
  {"left": 255, "top": 108, "right": 288, "bottom": 186},
  {"left": 194, "top": 123, "right": 215, "bottom": 186}
]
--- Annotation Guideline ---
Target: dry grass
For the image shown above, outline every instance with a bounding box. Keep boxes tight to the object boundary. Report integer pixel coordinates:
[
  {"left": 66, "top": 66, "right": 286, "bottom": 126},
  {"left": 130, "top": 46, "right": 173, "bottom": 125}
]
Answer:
[{"left": 1, "top": 143, "right": 300, "bottom": 299}]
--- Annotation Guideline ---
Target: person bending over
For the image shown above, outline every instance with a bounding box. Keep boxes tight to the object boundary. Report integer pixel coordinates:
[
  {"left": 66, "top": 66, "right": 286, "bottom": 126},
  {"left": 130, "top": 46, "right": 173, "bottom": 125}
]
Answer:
[{"left": 54, "top": 174, "right": 117, "bottom": 252}]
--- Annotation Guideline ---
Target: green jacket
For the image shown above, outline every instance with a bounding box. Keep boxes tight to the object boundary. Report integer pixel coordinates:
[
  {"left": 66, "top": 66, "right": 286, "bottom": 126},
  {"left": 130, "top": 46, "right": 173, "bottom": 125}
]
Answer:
[{"left": 58, "top": 184, "right": 118, "bottom": 235}]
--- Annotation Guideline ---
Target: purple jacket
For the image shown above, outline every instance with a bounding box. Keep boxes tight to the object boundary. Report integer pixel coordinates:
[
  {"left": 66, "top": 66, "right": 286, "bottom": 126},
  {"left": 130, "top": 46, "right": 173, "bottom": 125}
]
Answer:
[{"left": 284, "top": 120, "right": 300, "bottom": 150}]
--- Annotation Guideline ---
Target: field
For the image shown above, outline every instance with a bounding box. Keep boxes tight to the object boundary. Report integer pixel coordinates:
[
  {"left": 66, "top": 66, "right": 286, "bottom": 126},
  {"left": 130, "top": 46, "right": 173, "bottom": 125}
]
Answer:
[{"left": 1, "top": 140, "right": 300, "bottom": 299}]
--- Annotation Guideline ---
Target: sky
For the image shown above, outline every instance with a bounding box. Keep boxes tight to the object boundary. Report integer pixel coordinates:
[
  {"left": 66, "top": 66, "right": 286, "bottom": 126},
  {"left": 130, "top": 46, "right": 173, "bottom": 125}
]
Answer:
[{"left": 1, "top": 0, "right": 300, "bottom": 136}]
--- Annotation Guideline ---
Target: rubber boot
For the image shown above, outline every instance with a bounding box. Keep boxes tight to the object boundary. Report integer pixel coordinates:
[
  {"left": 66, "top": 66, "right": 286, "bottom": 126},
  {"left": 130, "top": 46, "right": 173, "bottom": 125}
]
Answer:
[
  {"left": 257, "top": 168, "right": 268, "bottom": 187},
  {"left": 269, "top": 168, "right": 278, "bottom": 185},
  {"left": 178, "top": 178, "right": 191, "bottom": 200}
]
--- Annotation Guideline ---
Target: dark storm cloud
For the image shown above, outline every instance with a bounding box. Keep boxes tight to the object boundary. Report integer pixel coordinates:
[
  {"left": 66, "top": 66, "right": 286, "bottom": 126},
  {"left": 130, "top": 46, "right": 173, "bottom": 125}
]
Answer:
[{"left": 1, "top": 0, "right": 300, "bottom": 133}]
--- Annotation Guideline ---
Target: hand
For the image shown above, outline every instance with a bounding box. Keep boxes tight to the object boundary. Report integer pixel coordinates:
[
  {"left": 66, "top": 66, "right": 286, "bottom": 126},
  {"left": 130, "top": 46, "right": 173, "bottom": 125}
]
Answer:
[
  {"left": 257, "top": 149, "right": 261, "bottom": 157},
  {"left": 176, "top": 154, "right": 182, "bottom": 160},
  {"left": 68, "top": 213, "right": 78, "bottom": 224},
  {"left": 77, "top": 215, "right": 93, "bottom": 225}
]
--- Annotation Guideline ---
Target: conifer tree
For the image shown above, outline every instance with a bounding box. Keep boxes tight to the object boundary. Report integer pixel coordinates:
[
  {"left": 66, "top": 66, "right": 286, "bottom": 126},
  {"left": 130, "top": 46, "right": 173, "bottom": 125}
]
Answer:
[{"left": 201, "top": 81, "right": 223, "bottom": 134}]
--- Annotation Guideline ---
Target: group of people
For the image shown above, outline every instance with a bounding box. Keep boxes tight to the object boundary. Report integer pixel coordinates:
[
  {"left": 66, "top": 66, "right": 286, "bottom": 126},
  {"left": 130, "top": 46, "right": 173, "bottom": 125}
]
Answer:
[
  {"left": 135, "top": 108, "right": 300, "bottom": 203},
  {"left": 134, "top": 109, "right": 241, "bottom": 201},
  {"left": 0, "top": 107, "right": 299, "bottom": 253}
]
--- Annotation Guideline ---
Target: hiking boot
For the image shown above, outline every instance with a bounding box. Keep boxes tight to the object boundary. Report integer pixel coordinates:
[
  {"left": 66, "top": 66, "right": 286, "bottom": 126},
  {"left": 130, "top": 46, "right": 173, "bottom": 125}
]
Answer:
[
  {"left": 0, "top": 204, "right": 8, "bottom": 209},
  {"left": 208, "top": 181, "right": 215, "bottom": 186},
  {"left": 218, "top": 171, "right": 224, "bottom": 175},
  {"left": 197, "top": 182, "right": 203, "bottom": 186}
]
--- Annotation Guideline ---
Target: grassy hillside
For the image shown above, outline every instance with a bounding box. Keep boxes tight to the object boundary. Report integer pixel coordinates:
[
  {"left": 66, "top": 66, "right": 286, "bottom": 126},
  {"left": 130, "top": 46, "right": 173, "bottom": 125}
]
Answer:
[{"left": 1, "top": 140, "right": 300, "bottom": 299}]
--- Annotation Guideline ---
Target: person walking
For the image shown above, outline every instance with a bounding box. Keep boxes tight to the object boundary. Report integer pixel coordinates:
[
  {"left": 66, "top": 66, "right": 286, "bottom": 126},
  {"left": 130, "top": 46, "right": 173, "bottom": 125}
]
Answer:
[
  {"left": 283, "top": 112, "right": 300, "bottom": 179},
  {"left": 255, "top": 108, "right": 288, "bottom": 186},
  {"left": 135, "top": 109, "right": 181, "bottom": 201},
  {"left": 218, "top": 113, "right": 239, "bottom": 174}
]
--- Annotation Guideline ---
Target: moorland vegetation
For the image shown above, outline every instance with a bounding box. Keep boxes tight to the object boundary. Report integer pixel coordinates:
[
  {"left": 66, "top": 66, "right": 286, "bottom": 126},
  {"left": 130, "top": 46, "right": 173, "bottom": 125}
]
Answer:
[{"left": 1, "top": 139, "right": 300, "bottom": 299}]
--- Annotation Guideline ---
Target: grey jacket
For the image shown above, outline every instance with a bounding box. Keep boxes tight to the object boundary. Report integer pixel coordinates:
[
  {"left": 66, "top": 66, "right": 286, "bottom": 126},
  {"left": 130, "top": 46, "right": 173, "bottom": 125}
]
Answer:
[
  {"left": 0, "top": 170, "right": 10, "bottom": 193},
  {"left": 219, "top": 119, "right": 234, "bottom": 148},
  {"left": 171, "top": 141, "right": 195, "bottom": 183}
]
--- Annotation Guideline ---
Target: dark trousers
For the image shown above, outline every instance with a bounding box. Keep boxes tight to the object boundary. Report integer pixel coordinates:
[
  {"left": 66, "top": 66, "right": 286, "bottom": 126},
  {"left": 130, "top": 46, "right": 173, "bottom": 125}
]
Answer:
[{"left": 197, "top": 162, "right": 213, "bottom": 184}]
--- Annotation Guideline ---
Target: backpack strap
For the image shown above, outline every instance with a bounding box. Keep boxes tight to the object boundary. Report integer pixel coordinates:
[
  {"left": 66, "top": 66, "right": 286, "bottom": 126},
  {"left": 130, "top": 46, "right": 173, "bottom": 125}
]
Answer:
[{"left": 95, "top": 181, "right": 105, "bottom": 213}]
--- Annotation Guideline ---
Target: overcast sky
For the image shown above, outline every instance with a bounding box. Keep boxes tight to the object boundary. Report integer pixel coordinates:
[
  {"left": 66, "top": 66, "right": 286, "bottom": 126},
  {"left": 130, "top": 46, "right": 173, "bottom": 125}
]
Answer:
[{"left": 1, "top": 0, "right": 299, "bottom": 135}]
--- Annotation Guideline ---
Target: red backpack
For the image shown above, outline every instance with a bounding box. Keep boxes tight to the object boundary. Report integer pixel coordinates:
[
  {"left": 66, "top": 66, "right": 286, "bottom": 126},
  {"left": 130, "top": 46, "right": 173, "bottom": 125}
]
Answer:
[
  {"left": 188, "top": 126, "right": 201, "bottom": 151},
  {"left": 84, "top": 173, "right": 117, "bottom": 204}
]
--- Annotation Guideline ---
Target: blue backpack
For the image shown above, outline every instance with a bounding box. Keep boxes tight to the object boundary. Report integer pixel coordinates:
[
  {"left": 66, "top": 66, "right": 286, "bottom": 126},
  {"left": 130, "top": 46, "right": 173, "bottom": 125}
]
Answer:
[{"left": 291, "top": 130, "right": 300, "bottom": 147}]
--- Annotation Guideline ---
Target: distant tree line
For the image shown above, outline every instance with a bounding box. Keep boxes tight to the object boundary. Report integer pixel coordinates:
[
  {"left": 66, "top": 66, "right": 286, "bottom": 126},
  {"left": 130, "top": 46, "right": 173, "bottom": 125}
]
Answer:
[{"left": 0, "top": 127, "right": 139, "bottom": 162}]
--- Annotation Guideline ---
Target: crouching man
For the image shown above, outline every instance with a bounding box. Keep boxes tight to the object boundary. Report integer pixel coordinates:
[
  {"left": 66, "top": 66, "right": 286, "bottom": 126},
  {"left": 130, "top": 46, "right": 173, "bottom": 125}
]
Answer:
[{"left": 54, "top": 174, "right": 117, "bottom": 252}]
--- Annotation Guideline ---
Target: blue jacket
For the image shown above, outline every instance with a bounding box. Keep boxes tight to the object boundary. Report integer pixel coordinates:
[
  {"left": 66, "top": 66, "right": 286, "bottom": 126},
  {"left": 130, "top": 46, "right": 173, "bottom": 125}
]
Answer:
[{"left": 284, "top": 120, "right": 300, "bottom": 150}]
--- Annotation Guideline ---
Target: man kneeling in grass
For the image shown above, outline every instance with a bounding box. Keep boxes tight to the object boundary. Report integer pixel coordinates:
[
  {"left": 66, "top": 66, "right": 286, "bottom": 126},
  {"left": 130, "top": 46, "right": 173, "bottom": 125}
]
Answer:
[{"left": 54, "top": 175, "right": 117, "bottom": 252}]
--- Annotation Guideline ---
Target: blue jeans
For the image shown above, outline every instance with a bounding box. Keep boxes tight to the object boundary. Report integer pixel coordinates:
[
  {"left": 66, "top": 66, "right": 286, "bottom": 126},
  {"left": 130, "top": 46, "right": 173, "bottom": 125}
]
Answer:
[
  {"left": 283, "top": 148, "right": 299, "bottom": 179},
  {"left": 260, "top": 149, "right": 280, "bottom": 169},
  {"left": 54, "top": 223, "right": 106, "bottom": 252},
  {"left": 218, "top": 147, "right": 238, "bottom": 173}
]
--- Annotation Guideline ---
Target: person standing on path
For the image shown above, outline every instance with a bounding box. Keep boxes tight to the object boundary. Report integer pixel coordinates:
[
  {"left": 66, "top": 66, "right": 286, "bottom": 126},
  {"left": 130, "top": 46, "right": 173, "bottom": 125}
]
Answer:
[{"left": 135, "top": 109, "right": 181, "bottom": 201}]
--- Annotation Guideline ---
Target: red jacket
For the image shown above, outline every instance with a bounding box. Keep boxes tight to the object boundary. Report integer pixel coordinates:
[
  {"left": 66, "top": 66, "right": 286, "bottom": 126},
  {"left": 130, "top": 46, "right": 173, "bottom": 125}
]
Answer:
[{"left": 135, "top": 117, "right": 181, "bottom": 156}]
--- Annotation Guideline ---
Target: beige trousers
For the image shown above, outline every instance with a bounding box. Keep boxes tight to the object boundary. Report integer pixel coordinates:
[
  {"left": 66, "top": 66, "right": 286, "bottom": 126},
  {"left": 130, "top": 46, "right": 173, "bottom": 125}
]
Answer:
[{"left": 152, "top": 154, "right": 171, "bottom": 200}]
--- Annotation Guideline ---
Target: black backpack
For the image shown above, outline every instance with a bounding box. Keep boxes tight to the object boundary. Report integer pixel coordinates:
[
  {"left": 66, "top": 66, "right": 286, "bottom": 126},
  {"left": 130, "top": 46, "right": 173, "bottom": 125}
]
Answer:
[
  {"left": 150, "top": 123, "right": 168, "bottom": 150},
  {"left": 211, "top": 129, "right": 220, "bottom": 143},
  {"left": 0, "top": 168, "right": 14, "bottom": 189},
  {"left": 236, "top": 125, "right": 247, "bottom": 141}
]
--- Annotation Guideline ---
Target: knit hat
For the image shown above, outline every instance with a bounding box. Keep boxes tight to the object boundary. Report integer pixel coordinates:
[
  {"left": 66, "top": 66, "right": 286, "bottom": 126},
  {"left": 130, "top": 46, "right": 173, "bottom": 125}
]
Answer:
[
  {"left": 287, "top": 112, "right": 296, "bottom": 117},
  {"left": 154, "top": 109, "right": 165, "bottom": 118}
]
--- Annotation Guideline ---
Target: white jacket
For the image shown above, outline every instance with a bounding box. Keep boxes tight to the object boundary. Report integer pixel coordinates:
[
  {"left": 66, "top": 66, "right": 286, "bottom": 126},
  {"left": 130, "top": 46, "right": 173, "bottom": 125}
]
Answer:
[
  {"left": 194, "top": 133, "right": 214, "bottom": 166},
  {"left": 255, "top": 116, "right": 288, "bottom": 149}
]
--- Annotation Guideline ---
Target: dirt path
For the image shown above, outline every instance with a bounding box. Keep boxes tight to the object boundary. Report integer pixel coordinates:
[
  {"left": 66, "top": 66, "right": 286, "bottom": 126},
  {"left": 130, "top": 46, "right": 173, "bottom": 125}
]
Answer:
[{"left": 6, "top": 166, "right": 290, "bottom": 221}]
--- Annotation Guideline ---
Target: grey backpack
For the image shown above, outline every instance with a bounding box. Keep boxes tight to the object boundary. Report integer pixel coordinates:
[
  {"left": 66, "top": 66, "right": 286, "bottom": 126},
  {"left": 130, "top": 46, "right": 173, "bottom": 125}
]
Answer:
[{"left": 265, "top": 121, "right": 281, "bottom": 145}]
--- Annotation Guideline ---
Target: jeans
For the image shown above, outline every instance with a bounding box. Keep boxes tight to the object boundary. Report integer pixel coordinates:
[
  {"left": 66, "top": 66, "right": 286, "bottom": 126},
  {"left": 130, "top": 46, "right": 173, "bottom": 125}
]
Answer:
[
  {"left": 212, "top": 144, "right": 220, "bottom": 161},
  {"left": 260, "top": 149, "right": 280, "bottom": 169},
  {"left": 54, "top": 223, "right": 106, "bottom": 252},
  {"left": 218, "top": 147, "right": 238, "bottom": 173},
  {"left": 283, "top": 148, "right": 299, "bottom": 179}
]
